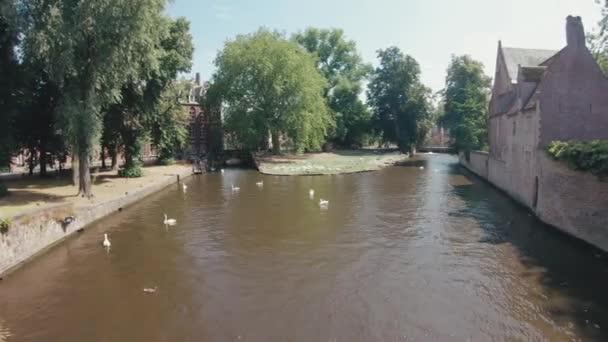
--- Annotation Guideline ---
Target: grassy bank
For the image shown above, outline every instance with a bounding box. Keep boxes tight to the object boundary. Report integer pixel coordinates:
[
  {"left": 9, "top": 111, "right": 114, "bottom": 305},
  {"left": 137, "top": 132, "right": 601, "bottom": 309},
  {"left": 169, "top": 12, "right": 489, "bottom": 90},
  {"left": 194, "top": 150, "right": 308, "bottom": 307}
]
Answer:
[
  {"left": 0, "top": 164, "right": 192, "bottom": 218},
  {"left": 254, "top": 149, "right": 407, "bottom": 176}
]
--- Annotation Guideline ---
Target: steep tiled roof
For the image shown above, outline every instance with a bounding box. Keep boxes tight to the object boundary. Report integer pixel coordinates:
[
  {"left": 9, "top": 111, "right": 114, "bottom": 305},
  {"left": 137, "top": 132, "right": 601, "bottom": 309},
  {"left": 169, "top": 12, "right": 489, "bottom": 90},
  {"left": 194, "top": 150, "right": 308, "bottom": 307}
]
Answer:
[{"left": 502, "top": 47, "right": 557, "bottom": 82}]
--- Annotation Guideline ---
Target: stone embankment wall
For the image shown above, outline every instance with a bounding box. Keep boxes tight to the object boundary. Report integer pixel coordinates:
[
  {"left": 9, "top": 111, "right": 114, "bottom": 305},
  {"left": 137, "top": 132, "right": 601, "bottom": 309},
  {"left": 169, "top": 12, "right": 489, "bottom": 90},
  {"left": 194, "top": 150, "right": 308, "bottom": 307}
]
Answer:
[
  {"left": 0, "top": 168, "right": 192, "bottom": 277},
  {"left": 460, "top": 152, "right": 608, "bottom": 251}
]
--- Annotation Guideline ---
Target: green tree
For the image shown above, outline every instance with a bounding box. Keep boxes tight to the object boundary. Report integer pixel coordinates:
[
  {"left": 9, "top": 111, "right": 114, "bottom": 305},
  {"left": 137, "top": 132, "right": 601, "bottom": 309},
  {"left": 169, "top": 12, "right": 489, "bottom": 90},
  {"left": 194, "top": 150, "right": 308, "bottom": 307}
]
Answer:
[
  {"left": 0, "top": 0, "right": 19, "bottom": 174},
  {"left": 22, "top": 0, "right": 167, "bottom": 196},
  {"left": 367, "top": 47, "right": 431, "bottom": 154},
  {"left": 150, "top": 80, "right": 190, "bottom": 165},
  {"left": 293, "top": 28, "right": 372, "bottom": 147},
  {"left": 111, "top": 17, "right": 193, "bottom": 175},
  {"left": 442, "top": 55, "right": 491, "bottom": 152},
  {"left": 212, "top": 28, "right": 331, "bottom": 154},
  {"left": 14, "top": 67, "right": 63, "bottom": 177}
]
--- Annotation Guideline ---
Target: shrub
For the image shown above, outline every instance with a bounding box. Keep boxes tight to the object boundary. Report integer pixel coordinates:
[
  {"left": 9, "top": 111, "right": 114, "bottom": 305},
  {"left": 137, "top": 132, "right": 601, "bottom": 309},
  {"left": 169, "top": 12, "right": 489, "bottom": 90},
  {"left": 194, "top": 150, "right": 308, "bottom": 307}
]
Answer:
[
  {"left": 118, "top": 166, "right": 143, "bottom": 178},
  {"left": 546, "top": 140, "right": 608, "bottom": 179},
  {"left": 0, "top": 218, "right": 10, "bottom": 235},
  {"left": 157, "top": 157, "right": 175, "bottom": 166}
]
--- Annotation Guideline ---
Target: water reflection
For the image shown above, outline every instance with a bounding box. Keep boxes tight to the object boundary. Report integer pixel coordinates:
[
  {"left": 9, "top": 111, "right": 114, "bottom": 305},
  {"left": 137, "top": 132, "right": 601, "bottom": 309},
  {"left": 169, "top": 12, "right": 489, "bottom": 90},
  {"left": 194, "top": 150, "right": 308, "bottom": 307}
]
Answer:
[{"left": 0, "top": 154, "right": 607, "bottom": 341}]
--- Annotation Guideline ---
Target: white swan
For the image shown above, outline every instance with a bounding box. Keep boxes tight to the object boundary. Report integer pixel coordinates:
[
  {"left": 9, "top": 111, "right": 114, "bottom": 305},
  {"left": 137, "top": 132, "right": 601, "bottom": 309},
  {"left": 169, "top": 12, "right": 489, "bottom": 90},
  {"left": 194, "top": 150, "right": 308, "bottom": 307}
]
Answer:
[
  {"left": 319, "top": 199, "right": 329, "bottom": 206},
  {"left": 419, "top": 166, "right": 425, "bottom": 170},
  {"left": 220, "top": 169, "right": 225, "bottom": 174},
  {"left": 231, "top": 184, "right": 240, "bottom": 192},
  {"left": 182, "top": 184, "right": 188, "bottom": 192},
  {"left": 309, "top": 189, "right": 315, "bottom": 198},
  {"left": 256, "top": 181, "right": 263, "bottom": 187},
  {"left": 102, "top": 233, "right": 111, "bottom": 248},
  {"left": 163, "top": 214, "right": 177, "bottom": 225}
]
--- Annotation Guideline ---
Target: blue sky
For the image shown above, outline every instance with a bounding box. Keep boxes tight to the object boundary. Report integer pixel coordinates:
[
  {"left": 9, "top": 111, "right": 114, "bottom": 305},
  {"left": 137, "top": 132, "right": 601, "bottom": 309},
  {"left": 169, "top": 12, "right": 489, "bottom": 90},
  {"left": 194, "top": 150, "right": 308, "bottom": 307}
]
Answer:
[{"left": 167, "top": 0, "right": 602, "bottom": 92}]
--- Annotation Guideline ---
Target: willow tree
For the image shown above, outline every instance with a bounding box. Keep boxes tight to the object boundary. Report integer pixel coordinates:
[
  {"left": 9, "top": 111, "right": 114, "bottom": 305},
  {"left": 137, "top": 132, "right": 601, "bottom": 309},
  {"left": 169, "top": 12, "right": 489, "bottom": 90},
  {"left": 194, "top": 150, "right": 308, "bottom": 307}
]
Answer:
[
  {"left": 21, "top": 0, "right": 166, "bottom": 197},
  {"left": 212, "top": 28, "right": 331, "bottom": 154}
]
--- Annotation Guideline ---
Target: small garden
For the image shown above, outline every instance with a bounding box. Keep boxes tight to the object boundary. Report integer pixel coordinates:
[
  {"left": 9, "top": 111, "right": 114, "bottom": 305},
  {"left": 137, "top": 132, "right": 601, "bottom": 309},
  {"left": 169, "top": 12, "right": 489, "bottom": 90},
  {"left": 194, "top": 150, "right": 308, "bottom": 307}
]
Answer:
[{"left": 547, "top": 140, "right": 608, "bottom": 179}]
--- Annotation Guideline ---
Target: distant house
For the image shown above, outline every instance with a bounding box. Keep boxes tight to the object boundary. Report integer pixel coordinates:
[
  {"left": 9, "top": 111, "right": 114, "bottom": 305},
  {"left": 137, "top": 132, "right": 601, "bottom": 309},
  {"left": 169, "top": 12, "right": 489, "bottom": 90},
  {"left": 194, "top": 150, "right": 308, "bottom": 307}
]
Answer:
[
  {"left": 461, "top": 16, "right": 608, "bottom": 251},
  {"left": 181, "top": 73, "right": 222, "bottom": 161}
]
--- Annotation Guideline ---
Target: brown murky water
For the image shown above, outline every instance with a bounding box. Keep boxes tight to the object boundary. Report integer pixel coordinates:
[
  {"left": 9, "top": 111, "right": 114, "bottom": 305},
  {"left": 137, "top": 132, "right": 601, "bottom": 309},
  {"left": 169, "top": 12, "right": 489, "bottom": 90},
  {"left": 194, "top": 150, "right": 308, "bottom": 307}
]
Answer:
[{"left": 1, "top": 154, "right": 607, "bottom": 341}]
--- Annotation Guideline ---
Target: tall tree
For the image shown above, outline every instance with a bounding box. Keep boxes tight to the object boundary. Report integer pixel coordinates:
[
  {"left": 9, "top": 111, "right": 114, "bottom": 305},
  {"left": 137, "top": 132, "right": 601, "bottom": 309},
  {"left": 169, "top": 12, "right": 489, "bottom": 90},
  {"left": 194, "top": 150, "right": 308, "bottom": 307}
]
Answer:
[
  {"left": 293, "top": 28, "right": 372, "bottom": 147},
  {"left": 110, "top": 16, "right": 193, "bottom": 175},
  {"left": 587, "top": 2, "right": 608, "bottom": 74},
  {"left": 442, "top": 55, "right": 491, "bottom": 152},
  {"left": 22, "top": 0, "right": 167, "bottom": 197},
  {"left": 367, "top": 47, "right": 431, "bottom": 154},
  {"left": 149, "top": 80, "right": 190, "bottom": 164},
  {"left": 0, "top": 0, "right": 19, "bottom": 175},
  {"left": 14, "top": 68, "right": 63, "bottom": 177},
  {"left": 212, "top": 28, "right": 331, "bottom": 154}
]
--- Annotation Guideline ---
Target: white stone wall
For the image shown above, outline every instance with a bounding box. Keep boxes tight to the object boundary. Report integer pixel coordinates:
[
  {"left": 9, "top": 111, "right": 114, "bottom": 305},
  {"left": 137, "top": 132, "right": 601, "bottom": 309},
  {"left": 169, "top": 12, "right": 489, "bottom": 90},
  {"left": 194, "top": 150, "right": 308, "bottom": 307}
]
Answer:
[
  {"left": 460, "top": 151, "right": 608, "bottom": 251},
  {"left": 0, "top": 169, "right": 192, "bottom": 277}
]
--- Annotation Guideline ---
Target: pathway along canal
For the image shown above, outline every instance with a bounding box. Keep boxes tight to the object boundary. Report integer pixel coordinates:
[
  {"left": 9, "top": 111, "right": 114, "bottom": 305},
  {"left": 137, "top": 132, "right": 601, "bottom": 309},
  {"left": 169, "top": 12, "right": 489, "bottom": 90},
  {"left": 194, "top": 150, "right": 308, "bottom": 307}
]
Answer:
[{"left": 0, "top": 154, "right": 607, "bottom": 341}]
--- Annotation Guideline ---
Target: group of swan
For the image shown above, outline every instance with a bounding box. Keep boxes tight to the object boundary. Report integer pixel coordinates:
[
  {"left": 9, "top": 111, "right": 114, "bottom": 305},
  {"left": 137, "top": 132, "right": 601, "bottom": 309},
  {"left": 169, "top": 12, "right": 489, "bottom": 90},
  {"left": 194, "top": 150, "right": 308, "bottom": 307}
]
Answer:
[{"left": 103, "top": 178, "right": 332, "bottom": 247}]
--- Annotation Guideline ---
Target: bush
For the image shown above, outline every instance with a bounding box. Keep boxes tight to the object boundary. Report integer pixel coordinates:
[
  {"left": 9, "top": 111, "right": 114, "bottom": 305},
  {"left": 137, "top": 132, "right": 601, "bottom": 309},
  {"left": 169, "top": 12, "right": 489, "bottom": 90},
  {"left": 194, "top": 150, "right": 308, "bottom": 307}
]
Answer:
[
  {"left": 546, "top": 140, "right": 608, "bottom": 179},
  {"left": 118, "top": 166, "right": 143, "bottom": 178},
  {"left": 0, "top": 218, "right": 10, "bottom": 235},
  {"left": 157, "top": 157, "right": 175, "bottom": 166}
]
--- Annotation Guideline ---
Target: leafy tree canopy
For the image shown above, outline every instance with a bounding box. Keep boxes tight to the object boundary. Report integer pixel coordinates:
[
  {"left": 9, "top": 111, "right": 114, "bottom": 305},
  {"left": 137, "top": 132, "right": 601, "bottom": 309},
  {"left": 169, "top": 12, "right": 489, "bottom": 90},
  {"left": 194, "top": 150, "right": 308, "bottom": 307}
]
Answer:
[
  {"left": 21, "top": 0, "right": 169, "bottom": 196},
  {"left": 293, "top": 28, "right": 372, "bottom": 147},
  {"left": 212, "top": 28, "right": 331, "bottom": 154},
  {"left": 367, "top": 47, "right": 432, "bottom": 153},
  {"left": 442, "top": 55, "right": 491, "bottom": 152}
]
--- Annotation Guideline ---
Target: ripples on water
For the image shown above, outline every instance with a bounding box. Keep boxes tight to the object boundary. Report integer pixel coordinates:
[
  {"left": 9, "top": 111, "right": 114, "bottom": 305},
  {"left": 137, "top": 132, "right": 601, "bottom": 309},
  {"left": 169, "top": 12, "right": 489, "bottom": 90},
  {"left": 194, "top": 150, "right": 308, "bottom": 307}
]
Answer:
[
  {"left": 0, "top": 154, "right": 607, "bottom": 341},
  {"left": 0, "top": 320, "right": 11, "bottom": 342}
]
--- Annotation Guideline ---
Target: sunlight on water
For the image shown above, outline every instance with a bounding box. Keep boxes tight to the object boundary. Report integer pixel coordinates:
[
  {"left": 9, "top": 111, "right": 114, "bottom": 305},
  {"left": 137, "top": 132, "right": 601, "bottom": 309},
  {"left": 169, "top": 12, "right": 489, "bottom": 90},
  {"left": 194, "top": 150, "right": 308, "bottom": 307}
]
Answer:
[{"left": 0, "top": 319, "right": 11, "bottom": 342}]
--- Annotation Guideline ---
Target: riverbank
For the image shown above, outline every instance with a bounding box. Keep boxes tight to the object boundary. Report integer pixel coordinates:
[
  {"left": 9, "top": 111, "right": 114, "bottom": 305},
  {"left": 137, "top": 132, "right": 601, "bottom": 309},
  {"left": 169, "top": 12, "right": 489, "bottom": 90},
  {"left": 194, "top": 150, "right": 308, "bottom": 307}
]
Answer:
[
  {"left": 0, "top": 164, "right": 192, "bottom": 277},
  {"left": 459, "top": 151, "right": 608, "bottom": 252},
  {"left": 254, "top": 149, "right": 407, "bottom": 175}
]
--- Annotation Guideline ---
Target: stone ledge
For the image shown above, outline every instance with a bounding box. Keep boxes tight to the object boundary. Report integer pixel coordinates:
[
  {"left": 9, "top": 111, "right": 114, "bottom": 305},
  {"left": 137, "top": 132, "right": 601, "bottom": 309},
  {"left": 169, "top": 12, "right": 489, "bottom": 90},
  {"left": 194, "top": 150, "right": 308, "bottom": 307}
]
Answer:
[{"left": 0, "top": 168, "right": 192, "bottom": 278}]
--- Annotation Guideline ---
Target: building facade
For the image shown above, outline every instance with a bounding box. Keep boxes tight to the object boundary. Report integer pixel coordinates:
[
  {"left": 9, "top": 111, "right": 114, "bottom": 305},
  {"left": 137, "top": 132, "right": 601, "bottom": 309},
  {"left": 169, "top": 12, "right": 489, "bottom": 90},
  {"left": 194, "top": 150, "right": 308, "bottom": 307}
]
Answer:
[{"left": 461, "top": 16, "right": 608, "bottom": 251}]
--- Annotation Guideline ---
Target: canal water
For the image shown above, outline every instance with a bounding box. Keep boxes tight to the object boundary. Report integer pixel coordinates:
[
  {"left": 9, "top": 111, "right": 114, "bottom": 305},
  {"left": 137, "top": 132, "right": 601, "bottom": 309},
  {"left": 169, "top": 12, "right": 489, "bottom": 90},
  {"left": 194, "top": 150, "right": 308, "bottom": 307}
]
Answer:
[{"left": 0, "top": 154, "right": 607, "bottom": 341}]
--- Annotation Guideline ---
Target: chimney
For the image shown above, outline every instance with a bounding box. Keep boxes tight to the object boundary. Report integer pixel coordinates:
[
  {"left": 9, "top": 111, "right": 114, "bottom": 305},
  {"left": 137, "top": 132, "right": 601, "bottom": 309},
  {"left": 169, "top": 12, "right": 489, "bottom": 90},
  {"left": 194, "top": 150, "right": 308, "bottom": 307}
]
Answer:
[
  {"left": 566, "top": 15, "right": 585, "bottom": 49},
  {"left": 195, "top": 72, "right": 201, "bottom": 85}
]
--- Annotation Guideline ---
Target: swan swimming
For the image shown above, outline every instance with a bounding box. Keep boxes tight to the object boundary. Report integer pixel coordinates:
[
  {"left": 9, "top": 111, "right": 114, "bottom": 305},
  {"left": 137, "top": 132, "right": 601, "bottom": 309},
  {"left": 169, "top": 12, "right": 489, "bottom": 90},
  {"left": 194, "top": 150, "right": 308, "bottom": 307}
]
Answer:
[
  {"left": 256, "top": 181, "right": 263, "bottom": 187},
  {"left": 220, "top": 169, "right": 225, "bottom": 174},
  {"left": 163, "top": 214, "right": 177, "bottom": 225},
  {"left": 182, "top": 184, "right": 188, "bottom": 192},
  {"left": 231, "top": 184, "right": 240, "bottom": 192},
  {"left": 319, "top": 199, "right": 329, "bottom": 207},
  {"left": 102, "top": 233, "right": 111, "bottom": 248},
  {"left": 309, "top": 189, "right": 315, "bottom": 198},
  {"left": 419, "top": 166, "right": 425, "bottom": 170}
]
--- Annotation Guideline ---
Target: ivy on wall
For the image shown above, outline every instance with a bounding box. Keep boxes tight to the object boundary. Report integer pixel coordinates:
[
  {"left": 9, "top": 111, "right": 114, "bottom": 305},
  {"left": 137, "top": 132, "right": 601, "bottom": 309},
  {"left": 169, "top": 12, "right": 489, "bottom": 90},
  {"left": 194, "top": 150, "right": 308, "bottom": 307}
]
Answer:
[{"left": 546, "top": 140, "right": 608, "bottom": 179}]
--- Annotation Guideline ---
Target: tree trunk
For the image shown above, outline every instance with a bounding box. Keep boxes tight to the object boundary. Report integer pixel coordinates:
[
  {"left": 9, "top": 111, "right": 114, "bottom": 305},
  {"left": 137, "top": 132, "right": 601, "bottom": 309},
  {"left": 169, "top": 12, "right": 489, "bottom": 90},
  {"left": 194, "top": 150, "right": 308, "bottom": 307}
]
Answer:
[
  {"left": 78, "top": 151, "right": 92, "bottom": 198},
  {"left": 39, "top": 145, "right": 47, "bottom": 177},
  {"left": 72, "top": 153, "right": 79, "bottom": 187},
  {"left": 28, "top": 147, "right": 35, "bottom": 176},
  {"left": 109, "top": 146, "right": 119, "bottom": 171},
  {"left": 100, "top": 146, "right": 106, "bottom": 169},
  {"left": 271, "top": 131, "right": 281, "bottom": 155}
]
